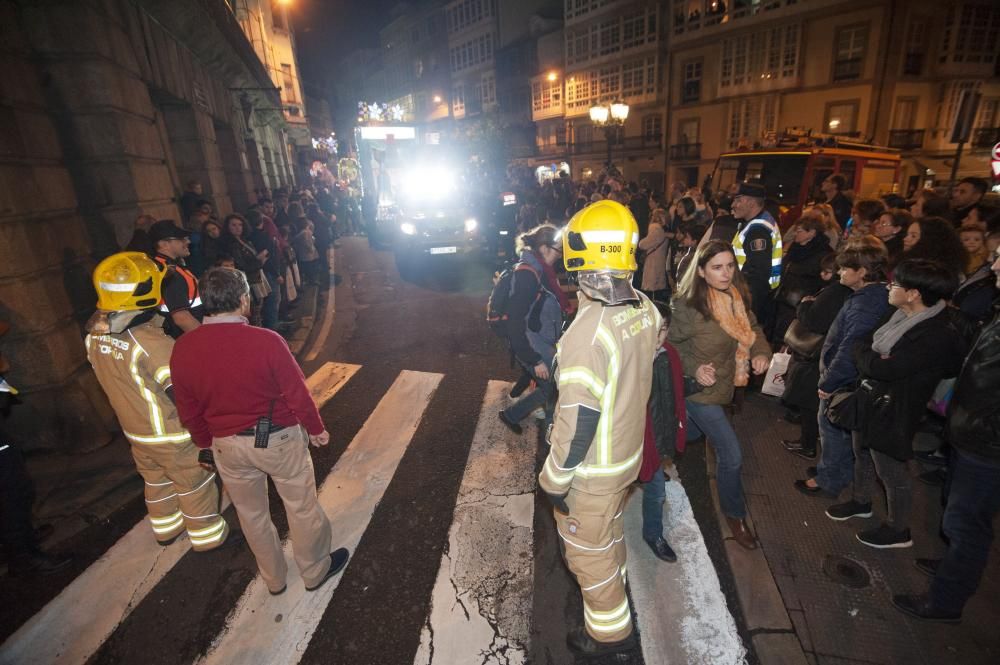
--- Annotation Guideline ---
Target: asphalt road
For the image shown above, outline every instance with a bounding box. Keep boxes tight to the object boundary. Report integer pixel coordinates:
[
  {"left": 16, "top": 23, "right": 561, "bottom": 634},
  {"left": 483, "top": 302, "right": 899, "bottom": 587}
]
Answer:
[{"left": 1, "top": 237, "right": 753, "bottom": 665}]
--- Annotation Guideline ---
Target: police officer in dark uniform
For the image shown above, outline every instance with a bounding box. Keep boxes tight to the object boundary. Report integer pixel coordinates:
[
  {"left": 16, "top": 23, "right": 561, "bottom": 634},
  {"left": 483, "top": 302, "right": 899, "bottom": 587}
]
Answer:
[
  {"left": 730, "top": 182, "right": 782, "bottom": 324},
  {"left": 149, "top": 220, "right": 202, "bottom": 338}
]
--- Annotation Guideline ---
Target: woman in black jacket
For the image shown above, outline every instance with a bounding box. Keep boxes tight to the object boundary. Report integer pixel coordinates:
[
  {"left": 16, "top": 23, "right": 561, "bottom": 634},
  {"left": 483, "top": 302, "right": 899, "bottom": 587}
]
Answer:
[
  {"left": 772, "top": 213, "right": 832, "bottom": 343},
  {"left": 825, "top": 259, "right": 967, "bottom": 550},
  {"left": 221, "top": 213, "right": 267, "bottom": 325},
  {"left": 781, "top": 253, "right": 850, "bottom": 459}
]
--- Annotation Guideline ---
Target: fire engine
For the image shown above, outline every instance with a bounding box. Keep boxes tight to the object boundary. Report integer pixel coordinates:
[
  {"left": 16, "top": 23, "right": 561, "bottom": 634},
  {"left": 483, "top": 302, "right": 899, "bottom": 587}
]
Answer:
[{"left": 709, "top": 130, "right": 902, "bottom": 231}]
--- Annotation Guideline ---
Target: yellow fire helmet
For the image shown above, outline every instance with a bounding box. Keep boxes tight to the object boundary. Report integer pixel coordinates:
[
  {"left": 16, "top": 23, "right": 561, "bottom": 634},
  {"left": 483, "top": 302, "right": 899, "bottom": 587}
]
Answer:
[
  {"left": 562, "top": 199, "right": 640, "bottom": 273},
  {"left": 93, "top": 251, "right": 165, "bottom": 311}
]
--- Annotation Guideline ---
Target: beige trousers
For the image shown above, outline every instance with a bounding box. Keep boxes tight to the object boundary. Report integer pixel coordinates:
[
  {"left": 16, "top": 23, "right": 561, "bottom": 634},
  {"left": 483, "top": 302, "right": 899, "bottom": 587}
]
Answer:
[
  {"left": 130, "top": 440, "right": 229, "bottom": 551},
  {"left": 555, "top": 488, "right": 632, "bottom": 643},
  {"left": 213, "top": 426, "right": 332, "bottom": 593}
]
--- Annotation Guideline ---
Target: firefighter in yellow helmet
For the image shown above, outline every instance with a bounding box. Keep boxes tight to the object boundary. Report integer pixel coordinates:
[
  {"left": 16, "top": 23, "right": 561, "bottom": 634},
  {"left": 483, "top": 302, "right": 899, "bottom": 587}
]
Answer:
[
  {"left": 84, "top": 252, "right": 234, "bottom": 551},
  {"left": 539, "top": 200, "right": 662, "bottom": 656}
]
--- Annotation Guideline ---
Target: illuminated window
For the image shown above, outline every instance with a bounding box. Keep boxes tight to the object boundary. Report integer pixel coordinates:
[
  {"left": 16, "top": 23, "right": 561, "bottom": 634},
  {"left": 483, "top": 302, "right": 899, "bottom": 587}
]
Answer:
[{"left": 833, "top": 24, "right": 868, "bottom": 81}]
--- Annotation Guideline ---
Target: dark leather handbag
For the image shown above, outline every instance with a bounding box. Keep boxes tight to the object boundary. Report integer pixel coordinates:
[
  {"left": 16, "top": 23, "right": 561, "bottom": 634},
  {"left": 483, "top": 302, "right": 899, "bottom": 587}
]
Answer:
[
  {"left": 826, "top": 387, "right": 862, "bottom": 430},
  {"left": 784, "top": 319, "right": 824, "bottom": 359}
]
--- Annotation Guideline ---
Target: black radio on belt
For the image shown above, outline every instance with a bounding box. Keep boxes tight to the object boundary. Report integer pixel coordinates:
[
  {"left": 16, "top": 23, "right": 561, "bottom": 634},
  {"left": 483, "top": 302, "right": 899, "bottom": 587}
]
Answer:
[{"left": 254, "top": 400, "right": 276, "bottom": 449}]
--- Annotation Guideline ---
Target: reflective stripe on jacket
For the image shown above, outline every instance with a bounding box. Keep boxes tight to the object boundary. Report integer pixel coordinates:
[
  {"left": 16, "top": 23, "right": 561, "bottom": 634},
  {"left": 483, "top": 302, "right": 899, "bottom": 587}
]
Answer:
[
  {"left": 732, "top": 217, "right": 783, "bottom": 289},
  {"left": 540, "top": 293, "right": 662, "bottom": 496},
  {"left": 85, "top": 318, "right": 192, "bottom": 445}
]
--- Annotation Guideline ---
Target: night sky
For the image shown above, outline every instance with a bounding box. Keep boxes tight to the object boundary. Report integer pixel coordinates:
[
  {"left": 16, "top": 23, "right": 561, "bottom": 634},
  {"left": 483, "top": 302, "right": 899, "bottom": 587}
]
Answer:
[{"left": 292, "top": 0, "right": 402, "bottom": 89}]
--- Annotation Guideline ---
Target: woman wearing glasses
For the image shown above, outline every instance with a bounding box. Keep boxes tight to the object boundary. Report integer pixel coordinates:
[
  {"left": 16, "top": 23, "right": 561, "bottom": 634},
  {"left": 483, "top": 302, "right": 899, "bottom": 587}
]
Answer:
[{"left": 824, "top": 260, "right": 967, "bottom": 549}]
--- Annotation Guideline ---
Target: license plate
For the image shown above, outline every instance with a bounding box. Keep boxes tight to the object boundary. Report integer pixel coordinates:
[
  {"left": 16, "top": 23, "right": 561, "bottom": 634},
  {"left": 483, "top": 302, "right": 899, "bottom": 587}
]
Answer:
[{"left": 429, "top": 246, "right": 457, "bottom": 255}]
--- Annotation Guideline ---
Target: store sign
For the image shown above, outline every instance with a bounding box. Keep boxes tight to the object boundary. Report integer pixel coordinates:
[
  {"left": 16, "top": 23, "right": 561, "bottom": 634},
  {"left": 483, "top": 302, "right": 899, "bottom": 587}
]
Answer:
[{"left": 358, "top": 126, "right": 416, "bottom": 140}]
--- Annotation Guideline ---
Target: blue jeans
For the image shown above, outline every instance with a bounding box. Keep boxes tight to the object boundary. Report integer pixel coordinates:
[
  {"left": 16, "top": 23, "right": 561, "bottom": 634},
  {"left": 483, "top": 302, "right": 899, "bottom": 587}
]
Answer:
[
  {"left": 686, "top": 400, "right": 746, "bottom": 519},
  {"left": 930, "top": 450, "right": 1000, "bottom": 614},
  {"left": 816, "top": 397, "right": 856, "bottom": 495},
  {"left": 641, "top": 467, "right": 666, "bottom": 542},
  {"left": 502, "top": 359, "right": 554, "bottom": 425},
  {"left": 260, "top": 272, "right": 281, "bottom": 330}
]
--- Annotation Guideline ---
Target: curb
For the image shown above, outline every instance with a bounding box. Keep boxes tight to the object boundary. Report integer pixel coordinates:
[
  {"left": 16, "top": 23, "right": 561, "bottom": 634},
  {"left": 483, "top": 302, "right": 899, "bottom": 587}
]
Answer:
[{"left": 707, "top": 445, "right": 811, "bottom": 665}]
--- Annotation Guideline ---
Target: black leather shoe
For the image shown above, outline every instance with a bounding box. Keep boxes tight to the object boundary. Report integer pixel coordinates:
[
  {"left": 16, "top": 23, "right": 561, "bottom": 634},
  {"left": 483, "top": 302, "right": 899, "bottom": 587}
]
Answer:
[
  {"left": 918, "top": 469, "right": 946, "bottom": 487},
  {"left": 915, "top": 558, "right": 941, "bottom": 578},
  {"left": 891, "top": 593, "right": 961, "bottom": 623},
  {"left": 305, "top": 548, "right": 350, "bottom": 591},
  {"left": 781, "top": 439, "right": 817, "bottom": 460},
  {"left": 915, "top": 449, "right": 948, "bottom": 466},
  {"left": 566, "top": 627, "right": 637, "bottom": 656},
  {"left": 8, "top": 550, "right": 73, "bottom": 577},
  {"left": 782, "top": 409, "right": 802, "bottom": 424},
  {"left": 645, "top": 537, "right": 677, "bottom": 563},
  {"left": 794, "top": 479, "right": 834, "bottom": 498},
  {"left": 498, "top": 411, "right": 523, "bottom": 436}
]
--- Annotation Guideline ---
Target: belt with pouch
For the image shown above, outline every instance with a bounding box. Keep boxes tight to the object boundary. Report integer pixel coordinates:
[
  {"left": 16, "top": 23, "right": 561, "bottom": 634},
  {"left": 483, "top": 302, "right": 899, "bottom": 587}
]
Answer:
[{"left": 236, "top": 424, "right": 290, "bottom": 437}]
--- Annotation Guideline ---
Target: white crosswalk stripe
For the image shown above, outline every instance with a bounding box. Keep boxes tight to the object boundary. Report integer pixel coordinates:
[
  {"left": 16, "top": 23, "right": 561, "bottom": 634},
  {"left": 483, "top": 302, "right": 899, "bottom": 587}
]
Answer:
[
  {"left": 2, "top": 367, "right": 742, "bottom": 665},
  {"left": 414, "top": 381, "right": 538, "bottom": 665},
  {"left": 197, "top": 370, "right": 443, "bottom": 665},
  {"left": 0, "top": 362, "right": 359, "bottom": 665}
]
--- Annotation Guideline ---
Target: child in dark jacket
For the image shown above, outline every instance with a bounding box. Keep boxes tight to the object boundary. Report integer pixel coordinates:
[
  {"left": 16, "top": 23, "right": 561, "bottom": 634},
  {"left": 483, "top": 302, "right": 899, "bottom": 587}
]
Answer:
[{"left": 639, "top": 301, "right": 704, "bottom": 562}]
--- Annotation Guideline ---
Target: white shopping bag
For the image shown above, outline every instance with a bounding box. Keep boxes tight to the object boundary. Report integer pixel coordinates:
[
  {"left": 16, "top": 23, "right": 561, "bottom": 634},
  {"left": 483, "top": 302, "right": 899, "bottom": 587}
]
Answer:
[{"left": 761, "top": 351, "right": 791, "bottom": 397}]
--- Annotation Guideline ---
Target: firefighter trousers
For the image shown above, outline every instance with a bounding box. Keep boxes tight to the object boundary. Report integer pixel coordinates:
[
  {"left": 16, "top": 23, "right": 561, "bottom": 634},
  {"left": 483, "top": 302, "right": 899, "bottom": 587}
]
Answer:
[
  {"left": 130, "top": 439, "right": 229, "bottom": 551},
  {"left": 555, "top": 487, "right": 632, "bottom": 643},
  {"left": 212, "top": 426, "right": 332, "bottom": 594}
]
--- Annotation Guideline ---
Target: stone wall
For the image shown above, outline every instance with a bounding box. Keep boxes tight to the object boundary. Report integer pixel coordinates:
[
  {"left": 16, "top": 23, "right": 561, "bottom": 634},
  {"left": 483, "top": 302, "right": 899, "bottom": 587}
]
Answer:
[{"left": 0, "top": 0, "right": 296, "bottom": 451}]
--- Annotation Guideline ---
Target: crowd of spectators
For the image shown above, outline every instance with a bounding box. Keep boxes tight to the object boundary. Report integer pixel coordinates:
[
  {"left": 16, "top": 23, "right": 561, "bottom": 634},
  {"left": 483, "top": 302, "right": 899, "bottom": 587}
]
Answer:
[
  {"left": 126, "top": 181, "right": 343, "bottom": 331},
  {"left": 503, "top": 166, "right": 1000, "bottom": 623}
]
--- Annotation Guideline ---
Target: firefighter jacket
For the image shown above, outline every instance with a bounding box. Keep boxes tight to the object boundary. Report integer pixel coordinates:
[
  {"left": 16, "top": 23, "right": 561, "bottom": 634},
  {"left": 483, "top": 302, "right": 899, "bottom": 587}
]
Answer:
[
  {"left": 85, "top": 316, "right": 191, "bottom": 447},
  {"left": 540, "top": 291, "right": 662, "bottom": 498}
]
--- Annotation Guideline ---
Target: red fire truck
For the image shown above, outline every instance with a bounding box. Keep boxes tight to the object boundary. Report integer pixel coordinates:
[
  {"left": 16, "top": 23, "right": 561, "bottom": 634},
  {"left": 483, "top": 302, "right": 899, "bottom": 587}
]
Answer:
[{"left": 709, "top": 131, "right": 902, "bottom": 231}]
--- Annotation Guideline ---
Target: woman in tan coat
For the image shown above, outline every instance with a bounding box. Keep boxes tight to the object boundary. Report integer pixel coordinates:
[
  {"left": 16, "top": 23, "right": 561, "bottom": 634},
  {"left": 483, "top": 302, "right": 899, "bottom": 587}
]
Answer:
[
  {"left": 668, "top": 240, "right": 772, "bottom": 549},
  {"left": 638, "top": 208, "right": 671, "bottom": 301}
]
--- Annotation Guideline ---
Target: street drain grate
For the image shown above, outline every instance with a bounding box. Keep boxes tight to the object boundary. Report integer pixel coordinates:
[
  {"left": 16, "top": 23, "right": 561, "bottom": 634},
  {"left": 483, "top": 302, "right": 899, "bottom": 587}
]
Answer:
[{"left": 822, "top": 555, "right": 871, "bottom": 589}]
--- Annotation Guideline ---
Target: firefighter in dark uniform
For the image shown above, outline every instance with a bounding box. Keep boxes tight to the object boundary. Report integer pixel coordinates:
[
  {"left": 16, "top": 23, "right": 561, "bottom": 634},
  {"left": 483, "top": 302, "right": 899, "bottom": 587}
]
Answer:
[
  {"left": 730, "top": 182, "right": 782, "bottom": 324},
  {"left": 149, "top": 220, "right": 202, "bottom": 338}
]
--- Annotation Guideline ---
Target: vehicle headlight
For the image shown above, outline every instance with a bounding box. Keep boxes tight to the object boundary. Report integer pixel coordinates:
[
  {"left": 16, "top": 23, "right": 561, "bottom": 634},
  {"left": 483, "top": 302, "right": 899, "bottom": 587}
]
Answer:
[
  {"left": 400, "top": 222, "right": 417, "bottom": 235},
  {"left": 464, "top": 218, "right": 478, "bottom": 233}
]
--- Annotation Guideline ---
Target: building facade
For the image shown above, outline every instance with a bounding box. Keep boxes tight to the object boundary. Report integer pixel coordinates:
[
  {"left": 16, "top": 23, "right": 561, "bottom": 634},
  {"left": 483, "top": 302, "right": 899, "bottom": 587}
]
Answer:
[
  {"left": 666, "top": 0, "right": 1000, "bottom": 193},
  {"left": 531, "top": 0, "right": 667, "bottom": 185},
  {"left": 0, "top": 0, "right": 305, "bottom": 450}
]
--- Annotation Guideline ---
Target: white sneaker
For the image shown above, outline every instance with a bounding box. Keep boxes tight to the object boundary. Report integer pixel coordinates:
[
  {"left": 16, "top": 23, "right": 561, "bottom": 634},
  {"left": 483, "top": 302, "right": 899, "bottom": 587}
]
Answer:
[{"left": 531, "top": 408, "right": 546, "bottom": 420}]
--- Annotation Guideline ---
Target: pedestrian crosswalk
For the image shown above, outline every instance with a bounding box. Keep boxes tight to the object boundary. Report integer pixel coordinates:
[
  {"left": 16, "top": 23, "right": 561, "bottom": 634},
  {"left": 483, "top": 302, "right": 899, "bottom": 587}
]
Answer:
[{"left": 0, "top": 362, "right": 745, "bottom": 665}]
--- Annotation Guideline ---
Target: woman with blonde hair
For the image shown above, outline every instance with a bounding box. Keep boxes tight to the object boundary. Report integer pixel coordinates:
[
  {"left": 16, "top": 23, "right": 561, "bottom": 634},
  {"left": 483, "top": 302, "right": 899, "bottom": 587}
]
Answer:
[{"left": 668, "top": 240, "right": 772, "bottom": 549}]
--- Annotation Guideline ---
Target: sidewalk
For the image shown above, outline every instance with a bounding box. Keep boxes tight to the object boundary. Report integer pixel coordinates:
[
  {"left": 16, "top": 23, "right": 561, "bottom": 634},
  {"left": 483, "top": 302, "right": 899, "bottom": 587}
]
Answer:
[
  {"left": 724, "top": 392, "right": 1000, "bottom": 665},
  {"left": 8, "top": 283, "right": 324, "bottom": 568}
]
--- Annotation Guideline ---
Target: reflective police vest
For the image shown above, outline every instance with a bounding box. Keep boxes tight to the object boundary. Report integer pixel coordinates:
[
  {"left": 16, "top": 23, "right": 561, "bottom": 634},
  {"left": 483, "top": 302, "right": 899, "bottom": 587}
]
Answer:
[
  {"left": 153, "top": 256, "right": 202, "bottom": 314},
  {"left": 732, "top": 217, "right": 783, "bottom": 290}
]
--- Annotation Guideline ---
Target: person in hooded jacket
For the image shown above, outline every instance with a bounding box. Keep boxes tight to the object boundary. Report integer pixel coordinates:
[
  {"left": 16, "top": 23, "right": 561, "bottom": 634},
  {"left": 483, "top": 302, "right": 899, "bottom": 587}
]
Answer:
[
  {"left": 498, "top": 224, "right": 571, "bottom": 434},
  {"left": 824, "top": 259, "right": 967, "bottom": 550},
  {"left": 795, "top": 241, "right": 891, "bottom": 498}
]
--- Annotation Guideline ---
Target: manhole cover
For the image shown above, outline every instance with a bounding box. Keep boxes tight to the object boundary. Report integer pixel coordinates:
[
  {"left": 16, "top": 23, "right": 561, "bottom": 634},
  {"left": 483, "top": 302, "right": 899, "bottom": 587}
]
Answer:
[{"left": 822, "top": 555, "right": 870, "bottom": 589}]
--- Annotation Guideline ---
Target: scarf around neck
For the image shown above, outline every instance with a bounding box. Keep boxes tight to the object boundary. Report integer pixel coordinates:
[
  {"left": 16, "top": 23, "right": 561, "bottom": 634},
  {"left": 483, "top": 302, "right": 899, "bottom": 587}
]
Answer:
[
  {"left": 532, "top": 250, "right": 573, "bottom": 314},
  {"left": 871, "top": 300, "right": 946, "bottom": 355},
  {"left": 707, "top": 287, "right": 756, "bottom": 386}
]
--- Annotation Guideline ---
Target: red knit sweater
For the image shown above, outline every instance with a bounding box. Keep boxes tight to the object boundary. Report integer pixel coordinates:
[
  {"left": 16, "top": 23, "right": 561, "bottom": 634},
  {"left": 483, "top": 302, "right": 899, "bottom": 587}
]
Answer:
[{"left": 170, "top": 319, "right": 324, "bottom": 448}]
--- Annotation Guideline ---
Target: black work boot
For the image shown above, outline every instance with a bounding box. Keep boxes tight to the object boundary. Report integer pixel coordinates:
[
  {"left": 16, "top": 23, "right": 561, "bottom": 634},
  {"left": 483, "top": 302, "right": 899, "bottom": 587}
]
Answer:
[{"left": 566, "top": 627, "right": 637, "bottom": 656}]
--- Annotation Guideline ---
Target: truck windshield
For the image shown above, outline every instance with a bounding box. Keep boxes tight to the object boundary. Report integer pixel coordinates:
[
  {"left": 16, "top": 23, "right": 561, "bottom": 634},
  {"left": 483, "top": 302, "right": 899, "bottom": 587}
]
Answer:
[{"left": 712, "top": 153, "right": 809, "bottom": 205}]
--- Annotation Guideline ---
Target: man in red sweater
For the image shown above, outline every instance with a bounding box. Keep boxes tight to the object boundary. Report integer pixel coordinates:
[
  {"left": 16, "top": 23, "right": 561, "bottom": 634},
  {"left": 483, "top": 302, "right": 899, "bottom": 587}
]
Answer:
[{"left": 171, "top": 267, "right": 348, "bottom": 595}]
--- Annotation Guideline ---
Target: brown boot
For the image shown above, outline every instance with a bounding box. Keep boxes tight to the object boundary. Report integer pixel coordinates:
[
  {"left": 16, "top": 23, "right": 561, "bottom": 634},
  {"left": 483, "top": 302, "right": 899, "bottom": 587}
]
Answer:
[{"left": 726, "top": 516, "right": 758, "bottom": 550}]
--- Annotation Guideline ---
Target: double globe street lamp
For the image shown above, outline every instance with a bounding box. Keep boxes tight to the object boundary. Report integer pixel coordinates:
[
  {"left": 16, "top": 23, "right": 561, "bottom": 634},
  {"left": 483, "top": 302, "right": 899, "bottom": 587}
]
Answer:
[{"left": 589, "top": 100, "right": 629, "bottom": 176}]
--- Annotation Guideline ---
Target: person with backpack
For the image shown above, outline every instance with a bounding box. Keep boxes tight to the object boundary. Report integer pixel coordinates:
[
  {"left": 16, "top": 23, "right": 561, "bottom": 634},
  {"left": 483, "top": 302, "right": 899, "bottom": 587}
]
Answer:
[{"left": 496, "top": 224, "right": 571, "bottom": 435}]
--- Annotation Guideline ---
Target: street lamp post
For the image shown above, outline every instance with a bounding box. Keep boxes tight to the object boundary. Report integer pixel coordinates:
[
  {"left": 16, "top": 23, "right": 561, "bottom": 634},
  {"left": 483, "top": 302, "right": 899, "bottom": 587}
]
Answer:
[{"left": 589, "top": 100, "right": 629, "bottom": 176}]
